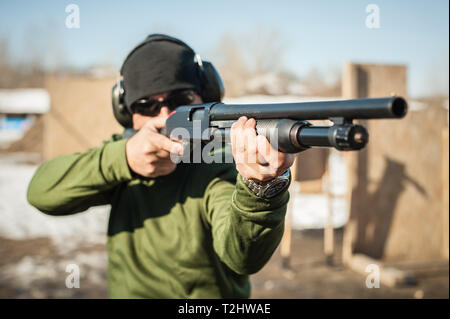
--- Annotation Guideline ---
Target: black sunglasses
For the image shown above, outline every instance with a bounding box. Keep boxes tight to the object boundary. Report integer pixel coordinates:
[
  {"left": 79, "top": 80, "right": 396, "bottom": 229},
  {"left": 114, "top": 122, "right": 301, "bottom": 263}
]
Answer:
[{"left": 130, "top": 89, "right": 197, "bottom": 116}]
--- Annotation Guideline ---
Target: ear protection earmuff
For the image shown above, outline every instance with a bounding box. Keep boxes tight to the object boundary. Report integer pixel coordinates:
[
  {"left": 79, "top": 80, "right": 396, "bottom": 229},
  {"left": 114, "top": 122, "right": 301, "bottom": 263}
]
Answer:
[{"left": 112, "top": 34, "right": 225, "bottom": 128}]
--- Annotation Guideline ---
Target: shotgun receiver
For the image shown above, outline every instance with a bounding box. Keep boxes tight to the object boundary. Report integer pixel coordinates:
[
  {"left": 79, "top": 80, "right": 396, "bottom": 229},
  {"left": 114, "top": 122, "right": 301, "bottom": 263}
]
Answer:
[{"left": 160, "top": 96, "right": 407, "bottom": 153}]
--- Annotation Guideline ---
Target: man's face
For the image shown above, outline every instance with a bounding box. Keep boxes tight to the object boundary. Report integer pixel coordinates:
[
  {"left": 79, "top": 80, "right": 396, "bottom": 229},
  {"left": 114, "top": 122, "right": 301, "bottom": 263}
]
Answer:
[{"left": 131, "top": 90, "right": 203, "bottom": 130}]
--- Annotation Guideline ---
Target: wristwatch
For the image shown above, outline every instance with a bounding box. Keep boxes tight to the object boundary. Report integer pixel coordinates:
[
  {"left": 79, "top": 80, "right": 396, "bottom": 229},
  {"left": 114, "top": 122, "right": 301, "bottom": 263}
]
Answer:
[{"left": 241, "top": 169, "right": 291, "bottom": 199}]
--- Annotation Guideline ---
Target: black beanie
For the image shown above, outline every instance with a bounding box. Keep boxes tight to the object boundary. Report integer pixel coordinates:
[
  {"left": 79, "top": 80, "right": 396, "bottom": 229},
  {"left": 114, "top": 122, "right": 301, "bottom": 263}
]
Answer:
[{"left": 121, "top": 38, "right": 202, "bottom": 108}]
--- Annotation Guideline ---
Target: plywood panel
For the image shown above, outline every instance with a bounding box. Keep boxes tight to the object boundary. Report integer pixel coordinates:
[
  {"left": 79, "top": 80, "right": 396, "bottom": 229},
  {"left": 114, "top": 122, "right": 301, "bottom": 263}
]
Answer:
[
  {"left": 342, "top": 63, "right": 448, "bottom": 262},
  {"left": 442, "top": 128, "right": 449, "bottom": 260},
  {"left": 44, "top": 76, "right": 123, "bottom": 160}
]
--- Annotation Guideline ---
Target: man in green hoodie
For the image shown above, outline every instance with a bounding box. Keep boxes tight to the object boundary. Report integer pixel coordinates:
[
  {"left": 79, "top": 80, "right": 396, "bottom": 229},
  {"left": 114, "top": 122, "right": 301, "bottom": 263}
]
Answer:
[{"left": 27, "top": 34, "right": 296, "bottom": 298}]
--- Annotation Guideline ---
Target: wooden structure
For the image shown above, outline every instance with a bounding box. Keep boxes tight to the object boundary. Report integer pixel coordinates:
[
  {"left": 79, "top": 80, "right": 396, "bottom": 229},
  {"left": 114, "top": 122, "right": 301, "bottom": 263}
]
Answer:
[
  {"left": 341, "top": 62, "right": 449, "bottom": 284},
  {"left": 43, "top": 76, "right": 122, "bottom": 160}
]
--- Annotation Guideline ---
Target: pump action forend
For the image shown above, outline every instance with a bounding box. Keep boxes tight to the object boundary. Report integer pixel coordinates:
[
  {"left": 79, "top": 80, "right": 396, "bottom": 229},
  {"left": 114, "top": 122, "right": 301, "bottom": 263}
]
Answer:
[{"left": 160, "top": 96, "right": 408, "bottom": 153}]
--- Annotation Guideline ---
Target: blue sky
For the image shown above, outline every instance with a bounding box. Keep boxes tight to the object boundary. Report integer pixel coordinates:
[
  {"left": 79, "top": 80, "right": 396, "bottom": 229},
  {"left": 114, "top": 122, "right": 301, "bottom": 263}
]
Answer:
[{"left": 0, "top": 0, "right": 448, "bottom": 97}]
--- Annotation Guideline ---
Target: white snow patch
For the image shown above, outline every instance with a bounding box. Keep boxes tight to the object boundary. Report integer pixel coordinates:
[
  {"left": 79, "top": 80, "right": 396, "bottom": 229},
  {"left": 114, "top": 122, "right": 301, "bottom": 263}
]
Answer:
[
  {"left": 0, "top": 155, "right": 109, "bottom": 253},
  {"left": 291, "top": 194, "right": 348, "bottom": 229},
  {"left": 0, "top": 89, "right": 50, "bottom": 114},
  {"left": 290, "top": 149, "right": 349, "bottom": 230},
  {"left": 0, "top": 251, "right": 108, "bottom": 298}
]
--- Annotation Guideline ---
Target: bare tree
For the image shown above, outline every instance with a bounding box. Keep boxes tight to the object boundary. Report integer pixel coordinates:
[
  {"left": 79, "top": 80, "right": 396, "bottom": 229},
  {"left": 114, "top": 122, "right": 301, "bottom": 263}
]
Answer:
[
  {"left": 302, "top": 67, "right": 341, "bottom": 97},
  {"left": 242, "top": 27, "right": 285, "bottom": 75},
  {"left": 0, "top": 20, "right": 68, "bottom": 88},
  {"left": 0, "top": 38, "right": 12, "bottom": 87},
  {"left": 213, "top": 27, "right": 288, "bottom": 97},
  {"left": 213, "top": 34, "right": 250, "bottom": 97}
]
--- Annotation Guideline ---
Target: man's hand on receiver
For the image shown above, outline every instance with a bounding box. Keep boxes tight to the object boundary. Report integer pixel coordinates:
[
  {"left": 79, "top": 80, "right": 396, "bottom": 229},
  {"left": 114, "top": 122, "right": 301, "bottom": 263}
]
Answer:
[{"left": 125, "top": 110, "right": 183, "bottom": 178}]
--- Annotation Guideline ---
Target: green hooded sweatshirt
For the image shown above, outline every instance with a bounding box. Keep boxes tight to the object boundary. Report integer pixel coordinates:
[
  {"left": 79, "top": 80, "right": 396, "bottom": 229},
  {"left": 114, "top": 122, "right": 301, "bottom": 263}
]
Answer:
[{"left": 26, "top": 134, "right": 290, "bottom": 298}]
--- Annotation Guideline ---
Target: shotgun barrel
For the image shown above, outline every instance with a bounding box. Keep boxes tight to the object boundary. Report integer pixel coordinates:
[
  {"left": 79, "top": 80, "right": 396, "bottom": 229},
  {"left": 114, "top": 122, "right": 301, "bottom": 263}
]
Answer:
[{"left": 161, "top": 96, "right": 407, "bottom": 153}]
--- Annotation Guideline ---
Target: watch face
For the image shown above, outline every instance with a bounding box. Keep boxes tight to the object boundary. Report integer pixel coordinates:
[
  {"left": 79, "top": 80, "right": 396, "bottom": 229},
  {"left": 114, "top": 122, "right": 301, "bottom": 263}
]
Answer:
[{"left": 263, "top": 179, "right": 289, "bottom": 198}]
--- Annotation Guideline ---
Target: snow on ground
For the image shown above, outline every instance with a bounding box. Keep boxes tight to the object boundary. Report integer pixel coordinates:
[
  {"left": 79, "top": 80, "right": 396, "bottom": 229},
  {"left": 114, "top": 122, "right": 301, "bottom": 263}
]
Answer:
[
  {"left": 290, "top": 148, "right": 349, "bottom": 229},
  {"left": 0, "top": 153, "right": 109, "bottom": 253},
  {"left": 0, "top": 153, "right": 109, "bottom": 298},
  {"left": 0, "top": 251, "right": 108, "bottom": 298},
  {"left": 291, "top": 194, "right": 348, "bottom": 229}
]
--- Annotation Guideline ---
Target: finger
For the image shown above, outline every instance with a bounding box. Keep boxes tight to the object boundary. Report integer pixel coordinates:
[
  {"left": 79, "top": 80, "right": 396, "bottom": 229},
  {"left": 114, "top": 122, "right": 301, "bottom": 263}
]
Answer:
[
  {"left": 161, "top": 148, "right": 183, "bottom": 165},
  {"left": 230, "top": 117, "right": 244, "bottom": 148},
  {"left": 230, "top": 121, "right": 238, "bottom": 155},
  {"left": 256, "top": 134, "right": 273, "bottom": 164},
  {"left": 275, "top": 153, "right": 296, "bottom": 174},
  {"left": 238, "top": 116, "right": 248, "bottom": 123},
  {"left": 170, "top": 136, "right": 183, "bottom": 143},
  {"left": 244, "top": 118, "right": 258, "bottom": 164},
  {"left": 159, "top": 107, "right": 170, "bottom": 117},
  {"left": 236, "top": 117, "right": 248, "bottom": 154},
  {"left": 231, "top": 117, "right": 247, "bottom": 163},
  {"left": 155, "top": 148, "right": 171, "bottom": 159},
  {"left": 154, "top": 157, "right": 178, "bottom": 169},
  {"left": 150, "top": 133, "right": 183, "bottom": 155},
  {"left": 244, "top": 117, "right": 256, "bottom": 129},
  {"left": 143, "top": 114, "right": 169, "bottom": 132},
  {"left": 255, "top": 134, "right": 282, "bottom": 176},
  {"left": 257, "top": 152, "right": 269, "bottom": 166},
  {"left": 243, "top": 118, "right": 268, "bottom": 165}
]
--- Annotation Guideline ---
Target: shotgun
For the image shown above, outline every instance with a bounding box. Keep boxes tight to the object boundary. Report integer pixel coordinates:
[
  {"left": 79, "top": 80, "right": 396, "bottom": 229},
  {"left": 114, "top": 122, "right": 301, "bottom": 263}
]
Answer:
[{"left": 160, "top": 96, "right": 407, "bottom": 153}]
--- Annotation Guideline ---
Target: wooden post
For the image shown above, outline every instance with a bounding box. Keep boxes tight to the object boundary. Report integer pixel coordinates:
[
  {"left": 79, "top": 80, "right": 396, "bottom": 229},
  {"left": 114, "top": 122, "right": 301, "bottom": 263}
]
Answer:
[
  {"left": 342, "top": 151, "right": 356, "bottom": 266},
  {"left": 324, "top": 156, "right": 334, "bottom": 265},
  {"left": 280, "top": 155, "right": 298, "bottom": 269},
  {"left": 442, "top": 127, "right": 449, "bottom": 260}
]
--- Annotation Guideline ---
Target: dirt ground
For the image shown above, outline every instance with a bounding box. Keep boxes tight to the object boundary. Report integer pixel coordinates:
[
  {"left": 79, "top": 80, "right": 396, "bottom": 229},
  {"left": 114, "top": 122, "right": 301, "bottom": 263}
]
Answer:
[
  {"left": 0, "top": 229, "right": 448, "bottom": 299},
  {"left": 251, "top": 229, "right": 449, "bottom": 299},
  {"left": 0, "top": 236, "right": 107, "bottom": 299}
]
